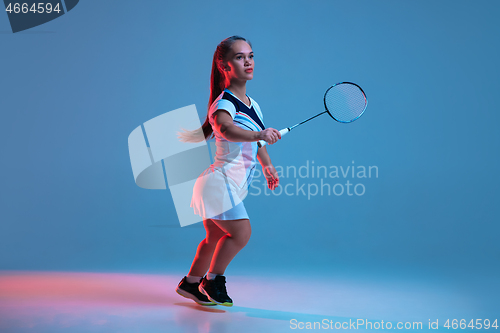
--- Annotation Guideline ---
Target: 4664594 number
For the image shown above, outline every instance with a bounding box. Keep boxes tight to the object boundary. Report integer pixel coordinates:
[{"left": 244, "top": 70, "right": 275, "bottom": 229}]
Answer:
[
  {"left": 444, "top": 319, "right": 498, "bottom": 330},
  {"left": 5, "top": 2, "right": 61, "bottom": 14}
]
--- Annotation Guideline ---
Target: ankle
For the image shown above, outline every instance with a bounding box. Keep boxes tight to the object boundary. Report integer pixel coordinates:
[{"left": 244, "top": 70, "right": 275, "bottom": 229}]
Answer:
[
  {"left": 186, "top": 275, "right": 202, "bottom": 284},
  {"left": 207, "top": 272, "right": 223, "bottom": 280}
]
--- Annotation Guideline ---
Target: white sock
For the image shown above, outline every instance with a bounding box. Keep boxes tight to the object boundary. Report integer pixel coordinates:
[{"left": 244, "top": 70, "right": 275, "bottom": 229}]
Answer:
[
  {"left": 207, "top": 272, "right": 219, "bottom": 280},
  {"left": 186, "top": 275, "right": 202, "bottom": 284}
]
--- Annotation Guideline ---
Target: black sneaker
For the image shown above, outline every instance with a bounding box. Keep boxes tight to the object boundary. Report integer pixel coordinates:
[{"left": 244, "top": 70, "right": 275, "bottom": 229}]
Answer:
[
  {"left": 175, "top": 276, "right": 216, "bottom": 306},
  {"left": 198, "top": 275, "right": 233, "bottom": 307}
]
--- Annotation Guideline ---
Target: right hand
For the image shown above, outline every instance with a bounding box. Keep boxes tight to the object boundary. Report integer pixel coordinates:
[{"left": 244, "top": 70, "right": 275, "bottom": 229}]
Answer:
[{"left": 259, "top": 128, "right": 281, "bottom": 145}]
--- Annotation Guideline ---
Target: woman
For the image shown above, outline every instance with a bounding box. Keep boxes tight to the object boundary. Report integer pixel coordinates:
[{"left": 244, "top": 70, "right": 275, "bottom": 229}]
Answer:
[{"left": 175, "top": 36, "right": 281, "bottom": 307}]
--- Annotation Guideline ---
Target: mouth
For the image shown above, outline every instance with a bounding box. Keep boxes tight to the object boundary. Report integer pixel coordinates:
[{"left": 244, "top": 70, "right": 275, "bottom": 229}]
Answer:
[{"left": 245, "top": 68, "right": 253, "bottom": 73}]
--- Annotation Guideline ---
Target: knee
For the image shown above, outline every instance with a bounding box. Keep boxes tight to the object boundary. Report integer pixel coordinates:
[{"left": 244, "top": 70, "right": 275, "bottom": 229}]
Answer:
[
  {"left": 206, "top": 231, "right": 225, "bottom": 246},
  {"left": 229, "top": 227, "right": 251, "bottom": 248}
]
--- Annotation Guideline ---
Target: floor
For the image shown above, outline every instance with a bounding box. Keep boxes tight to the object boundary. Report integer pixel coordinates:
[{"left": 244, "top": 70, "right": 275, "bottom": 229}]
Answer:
[{"left": 0, "top": 270, "right": 496, "bottom": 333}]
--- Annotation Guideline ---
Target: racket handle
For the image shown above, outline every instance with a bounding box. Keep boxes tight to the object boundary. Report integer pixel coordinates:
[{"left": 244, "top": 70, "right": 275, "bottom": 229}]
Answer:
[{"left": 257, "top": 128, "right": 290, "bottom": 148}]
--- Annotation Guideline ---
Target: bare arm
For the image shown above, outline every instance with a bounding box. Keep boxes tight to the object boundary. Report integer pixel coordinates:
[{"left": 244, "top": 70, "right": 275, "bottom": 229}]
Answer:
[
  {"left": 257, "top": 145, "right": 272, "bottom": 166},
  {"left": 257, "top": 145, "right": 279, "bottom": 190},
  {"left": 213, "top": 110, "right": 281, "bottom": 144},
  {"left": 213, "top": 109, "right": 280, "bottom": 190}
]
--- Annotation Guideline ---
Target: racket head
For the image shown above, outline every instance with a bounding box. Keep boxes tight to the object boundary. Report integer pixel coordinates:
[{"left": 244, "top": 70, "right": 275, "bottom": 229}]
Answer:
[{"left": 323, "top": 82, "right": 367, "bottom": 123}]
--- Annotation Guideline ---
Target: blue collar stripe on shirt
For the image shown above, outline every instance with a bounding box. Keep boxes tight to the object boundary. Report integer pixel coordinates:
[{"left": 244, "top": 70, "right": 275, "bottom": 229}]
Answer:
[{"left": 223, "top": 91, "right": 265, "bottom": 130}]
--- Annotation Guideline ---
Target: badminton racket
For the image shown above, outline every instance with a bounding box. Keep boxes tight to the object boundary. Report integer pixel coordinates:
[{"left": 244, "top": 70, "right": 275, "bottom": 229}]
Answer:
[{"left": 257, "top": 82, "right": 367, "bottom": 147}]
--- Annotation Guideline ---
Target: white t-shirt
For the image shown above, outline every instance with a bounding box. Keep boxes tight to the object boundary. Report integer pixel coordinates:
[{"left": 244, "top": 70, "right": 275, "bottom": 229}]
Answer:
[{"left": 208, "top": 88, "right": 265, "bottom": 189}]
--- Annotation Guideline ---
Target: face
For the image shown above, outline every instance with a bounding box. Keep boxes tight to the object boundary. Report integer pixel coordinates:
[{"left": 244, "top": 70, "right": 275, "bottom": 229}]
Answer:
[{"left": 223, "top": 40, "right": 254, "bottom": 81}]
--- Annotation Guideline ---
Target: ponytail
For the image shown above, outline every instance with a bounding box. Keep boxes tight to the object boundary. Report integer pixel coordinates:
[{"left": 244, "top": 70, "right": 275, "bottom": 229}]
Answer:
[{"left": 178, "top": 36, "right": 251, "bottom": 143}]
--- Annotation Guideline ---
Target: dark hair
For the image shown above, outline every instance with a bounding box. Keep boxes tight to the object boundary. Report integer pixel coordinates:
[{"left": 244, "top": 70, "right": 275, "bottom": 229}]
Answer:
[
  {"left": 178, "top": 36, "right": 251, "bottom": 143},
  {"left": 203, "top": 35, "right": 251, "bottom": 139}
]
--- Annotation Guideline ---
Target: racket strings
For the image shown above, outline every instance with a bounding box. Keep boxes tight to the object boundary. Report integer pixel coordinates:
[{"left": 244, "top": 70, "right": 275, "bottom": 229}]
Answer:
[{"left": 324, "top": 83, "right": 366, "bottom": 123}]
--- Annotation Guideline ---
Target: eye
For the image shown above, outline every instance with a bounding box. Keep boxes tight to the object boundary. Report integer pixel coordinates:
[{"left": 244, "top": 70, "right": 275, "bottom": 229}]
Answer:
[
  {"left": 236, "top": 56, "right": 242, "bottom": 60},
  {"left": 249, "top": 54, "right": 254, "bottom": 59}
]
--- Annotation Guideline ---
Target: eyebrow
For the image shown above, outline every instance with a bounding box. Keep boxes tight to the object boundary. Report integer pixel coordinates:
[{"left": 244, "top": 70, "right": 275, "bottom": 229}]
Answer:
[{"left": 234, "top": 52, "right": 254, "bottom": 55}]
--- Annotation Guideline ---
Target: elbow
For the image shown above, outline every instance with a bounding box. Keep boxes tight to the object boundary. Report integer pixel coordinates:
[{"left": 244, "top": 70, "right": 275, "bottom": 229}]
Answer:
[{"left": 218, "top": 123, "right": 232, "bottom": 141}]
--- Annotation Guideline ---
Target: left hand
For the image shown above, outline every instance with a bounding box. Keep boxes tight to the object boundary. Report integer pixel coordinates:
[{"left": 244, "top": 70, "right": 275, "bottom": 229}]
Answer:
[{"left": 263, "top": 164, "right": 279, "bottom": 190}]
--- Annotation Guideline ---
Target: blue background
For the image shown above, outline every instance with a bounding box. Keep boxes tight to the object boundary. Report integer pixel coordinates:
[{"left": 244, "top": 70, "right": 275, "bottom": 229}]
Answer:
[{"left": 1, "top": 0, "right": 498, "bottom": 296}]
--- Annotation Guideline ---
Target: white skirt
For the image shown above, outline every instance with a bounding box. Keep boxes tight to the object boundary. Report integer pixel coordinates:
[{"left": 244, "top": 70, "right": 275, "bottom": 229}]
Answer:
[{"left": 190, "top": 166, "right": 251, "bottom": 220}]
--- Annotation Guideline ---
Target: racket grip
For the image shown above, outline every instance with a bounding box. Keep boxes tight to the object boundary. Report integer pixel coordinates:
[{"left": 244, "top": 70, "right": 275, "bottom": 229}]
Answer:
[{"left": 257, "top": 128, "right": 289, "bottom": 148}]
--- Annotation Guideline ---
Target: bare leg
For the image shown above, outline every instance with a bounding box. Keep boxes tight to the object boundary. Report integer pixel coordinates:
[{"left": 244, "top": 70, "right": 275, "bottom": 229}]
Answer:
[
  {"left": 208, "top": 218, "right": 251, "bottom": 275},
  {"left": 187, "top": 219, "right": 226, "bottom": 277}
]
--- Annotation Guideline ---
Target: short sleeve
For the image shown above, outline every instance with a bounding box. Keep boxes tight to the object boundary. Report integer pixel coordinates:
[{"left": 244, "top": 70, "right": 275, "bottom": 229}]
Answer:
[{"left": 209, "top": 98, "right": 236, "bottom": 120}]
